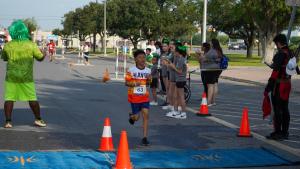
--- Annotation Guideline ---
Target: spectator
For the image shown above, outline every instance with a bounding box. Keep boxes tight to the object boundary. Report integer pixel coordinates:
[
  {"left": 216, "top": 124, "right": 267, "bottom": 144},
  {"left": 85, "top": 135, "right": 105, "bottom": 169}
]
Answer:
[
  {"left": 265, "top": 34, "right": 292, "bottom": 140},
  {"left": 201, "top": 39, "right": 223, "bottom": 106},
  {"left": 146, "top": 40, "right": 156, "bottom": 55},
  {"left": 197, "top": 43, "right": 211, "bottom": 95}
]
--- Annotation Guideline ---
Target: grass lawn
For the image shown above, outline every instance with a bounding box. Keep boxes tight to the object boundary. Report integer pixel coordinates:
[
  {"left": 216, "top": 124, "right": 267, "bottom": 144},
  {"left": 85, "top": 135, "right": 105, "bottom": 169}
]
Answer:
[{"left": 189, "top": 53, "right": 264, "bottom": 67}]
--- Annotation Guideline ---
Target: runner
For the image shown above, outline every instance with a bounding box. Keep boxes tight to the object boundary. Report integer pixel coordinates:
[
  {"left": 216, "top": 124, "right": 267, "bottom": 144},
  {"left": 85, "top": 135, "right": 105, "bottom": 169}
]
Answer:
[
  {"left": 125, "top": 49, "right": 151, "bottom": 146},
  {"left": 47, "top": 39, "right": 56, "bottom": 62},
  {"left": 1, "top": 20, "right": 47, "bottom": 128}
]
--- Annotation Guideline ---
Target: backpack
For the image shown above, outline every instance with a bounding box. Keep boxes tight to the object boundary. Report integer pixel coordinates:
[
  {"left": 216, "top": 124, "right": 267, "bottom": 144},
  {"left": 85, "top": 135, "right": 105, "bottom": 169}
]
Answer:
[{"left": 220, "top": 55, "right": 229, "bottom": 70}]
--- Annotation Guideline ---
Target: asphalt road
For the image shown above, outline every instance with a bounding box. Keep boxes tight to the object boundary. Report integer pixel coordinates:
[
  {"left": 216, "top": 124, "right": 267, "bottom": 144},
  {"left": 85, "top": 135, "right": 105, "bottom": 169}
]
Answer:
[{"left": 0, "top": 54, "right": 299, "bottom": 168}]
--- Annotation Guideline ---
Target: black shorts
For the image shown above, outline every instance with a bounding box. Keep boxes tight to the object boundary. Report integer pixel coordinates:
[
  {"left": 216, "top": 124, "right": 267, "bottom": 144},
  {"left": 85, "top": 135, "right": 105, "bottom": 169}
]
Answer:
[
  {"left": 150, "top": 78, "right": 158, "bottom": 88},
  {"left": 176, "top": 81, "right": 186, "bottom": 88},
  {"left": 202, "top": 70, "right": 222, "bottom": 84}
]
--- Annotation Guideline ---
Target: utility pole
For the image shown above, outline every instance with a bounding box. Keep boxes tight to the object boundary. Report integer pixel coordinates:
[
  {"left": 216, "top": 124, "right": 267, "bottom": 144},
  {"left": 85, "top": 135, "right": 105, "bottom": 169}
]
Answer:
[
  {"left": 104, "top": 0, "right": 107, "bottom": 57},
  {"left": 287, "top": 6, "right": 297, "bottom": 43},
  {"left": 202, "top": 0, "right": 207, "bottom": 43}
]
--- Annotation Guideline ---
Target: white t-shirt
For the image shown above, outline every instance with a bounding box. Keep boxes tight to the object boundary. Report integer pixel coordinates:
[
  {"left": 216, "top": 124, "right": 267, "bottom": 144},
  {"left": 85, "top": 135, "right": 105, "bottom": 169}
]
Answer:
[
  {"left": 146, "top": 45, "right": 157, "bottom": 54},
  {"left": 83, "top": 45, "right": 89, "bottom": 53}
]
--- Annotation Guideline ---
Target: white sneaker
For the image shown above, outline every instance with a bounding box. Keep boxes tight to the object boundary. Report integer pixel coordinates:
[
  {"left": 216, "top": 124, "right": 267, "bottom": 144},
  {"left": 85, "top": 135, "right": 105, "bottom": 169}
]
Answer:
[
  {"left": 162, "top": 105, "right": 171, "bottom": 110},
  {"left": 150, "top": 101, "right": 158, "bottom": 106},
  {"left": 166, "top": 111, "right": 177, "bottom": 117},
  {"left": 175, "top": 112, "right": 187, "bottom": 119},
  {"left": 34, "top": 119, "right": 47, "bottom": 127}
]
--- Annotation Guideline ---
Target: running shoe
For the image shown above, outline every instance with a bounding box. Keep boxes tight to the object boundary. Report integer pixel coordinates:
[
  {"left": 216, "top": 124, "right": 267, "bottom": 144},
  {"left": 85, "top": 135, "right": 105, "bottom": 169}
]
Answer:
[
  {"left": 4, "top": 121, "right": 12, "bottom": 128},
  {"left": 141, "top": 137, "right": 150, "bottom": 146},
  {"left": 129, "top": 118, "right": 135, "bottom": 125},
  {"left": 34, "top": 119, "right": 47, "bottom": 127},
  {"left": 150, "top": 101, "right": 158, "bottom": 106},
  {"left": 166, "top": 110, "right": 177, "bottom": 117}
]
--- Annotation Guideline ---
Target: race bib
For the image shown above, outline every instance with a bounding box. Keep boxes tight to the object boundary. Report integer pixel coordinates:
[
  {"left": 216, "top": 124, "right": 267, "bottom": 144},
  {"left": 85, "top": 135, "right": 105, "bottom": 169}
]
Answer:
[{"left": 133, "top": 85, "right": 146, "bottom": 95}]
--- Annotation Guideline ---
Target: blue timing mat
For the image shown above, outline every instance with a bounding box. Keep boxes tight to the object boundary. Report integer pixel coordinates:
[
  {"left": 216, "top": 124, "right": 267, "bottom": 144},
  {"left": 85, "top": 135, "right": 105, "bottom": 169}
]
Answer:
[{"left": 0, "top": 148, "right": 292, "bottom": 169}]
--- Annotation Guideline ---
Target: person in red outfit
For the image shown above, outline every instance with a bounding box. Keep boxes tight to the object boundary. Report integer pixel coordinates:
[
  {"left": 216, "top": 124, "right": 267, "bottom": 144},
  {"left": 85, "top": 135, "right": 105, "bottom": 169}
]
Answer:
[
  {"left": 47, "top": 40, "right": 56, "bottom": 62},
  {"left": 264, "top": 34, "right": 292, "bottom": 140}
]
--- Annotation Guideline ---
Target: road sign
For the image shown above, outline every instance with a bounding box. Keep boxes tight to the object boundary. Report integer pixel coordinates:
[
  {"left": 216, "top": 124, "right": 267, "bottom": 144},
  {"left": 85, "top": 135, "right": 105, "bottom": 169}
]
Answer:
[{"left": 286, "top": 0, "right": 300, "bottom": 6}]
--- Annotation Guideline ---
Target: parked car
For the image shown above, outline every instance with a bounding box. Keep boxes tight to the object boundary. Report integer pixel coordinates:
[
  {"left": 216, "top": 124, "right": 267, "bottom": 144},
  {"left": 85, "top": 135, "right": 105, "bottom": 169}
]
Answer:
[
  {"left": 228, "top": 43, "right": 247, "bottom": 50},
  {"left": 228, "top": 43, "right": 240, "bottom": 50}
]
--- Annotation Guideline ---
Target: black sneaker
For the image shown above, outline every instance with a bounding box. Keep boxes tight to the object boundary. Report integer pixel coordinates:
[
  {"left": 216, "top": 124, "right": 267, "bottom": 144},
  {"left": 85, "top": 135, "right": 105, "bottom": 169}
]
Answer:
[
  {"left": 129, "top": 118, "right": 135, "bottom": 125},
  {"left": 266, "top": 132, "right": 283, "bottom": 140},
  {"left": 129, "top": 113, "right": 135, "bottom": 125},
  {"left": 142, "top": 137, "right": 150, "bottom": 146}
]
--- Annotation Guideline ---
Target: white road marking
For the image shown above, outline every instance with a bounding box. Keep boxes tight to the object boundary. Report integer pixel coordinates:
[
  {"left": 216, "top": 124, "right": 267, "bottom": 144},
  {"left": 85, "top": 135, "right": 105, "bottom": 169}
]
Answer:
[
  {"left": 157, "top": 94, "right": 300, "bottom": 157},
  {"left": 185, "top": 106, "right": 300, "bottom": 157}
]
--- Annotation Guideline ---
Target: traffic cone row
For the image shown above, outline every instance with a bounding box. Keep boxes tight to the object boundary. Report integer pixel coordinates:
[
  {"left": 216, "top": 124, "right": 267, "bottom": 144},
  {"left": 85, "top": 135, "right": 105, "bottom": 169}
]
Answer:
[
  {"left": 98, "top": 118, "right": 133, "bottom": 169},
  {"left": 197, "top": 92, "right": 252, "bottom": 137},
  {"left": 97, "top": 95, "right": 252, "bottom": 168}
]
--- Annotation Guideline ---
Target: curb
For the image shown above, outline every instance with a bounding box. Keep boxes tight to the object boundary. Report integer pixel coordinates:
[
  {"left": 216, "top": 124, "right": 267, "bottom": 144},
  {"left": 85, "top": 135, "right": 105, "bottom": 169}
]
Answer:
[
  {"left": 220, "top": 76, "right": 265, "bottom": 86},
  {"left": 220, "top": 76, "right": 300, "bottom": 95}
]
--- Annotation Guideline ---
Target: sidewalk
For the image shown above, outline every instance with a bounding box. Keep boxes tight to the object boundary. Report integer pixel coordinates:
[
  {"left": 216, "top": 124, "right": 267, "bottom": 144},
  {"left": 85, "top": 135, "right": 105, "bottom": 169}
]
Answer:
[{"left": 220, "top": 66, "right": 300, "bottom": 94}]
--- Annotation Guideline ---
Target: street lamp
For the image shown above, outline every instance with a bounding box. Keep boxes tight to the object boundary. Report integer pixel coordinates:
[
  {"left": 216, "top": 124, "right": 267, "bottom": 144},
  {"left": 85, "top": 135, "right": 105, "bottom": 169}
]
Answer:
[
  {"left": 104, "top": 0, "right": 107, "bottom": 56},
  {"left": 202, "top": 0, "right": 207, "bottom": 43}
]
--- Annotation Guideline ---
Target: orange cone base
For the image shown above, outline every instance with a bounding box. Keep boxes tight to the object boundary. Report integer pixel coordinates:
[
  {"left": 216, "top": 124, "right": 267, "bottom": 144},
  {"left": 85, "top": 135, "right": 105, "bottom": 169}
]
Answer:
[
  {"left": 112, "top": 163, "right": 133, "bottom": 169},
  {"left": 237, "top": 133, "right": 253, "bottom": 137},
  {"left": 98, "top": 138, "right": 115, "bottom": 152},
  {"left": 197, "top": 113, "right": 211, "bottom": 116}
]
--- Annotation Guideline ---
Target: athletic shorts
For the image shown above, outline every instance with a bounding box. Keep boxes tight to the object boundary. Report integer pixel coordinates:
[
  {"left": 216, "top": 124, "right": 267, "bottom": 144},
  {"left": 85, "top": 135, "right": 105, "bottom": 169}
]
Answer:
[
  {"left": 176, "top": 81, "right": 186, "bottom": 88},
  {"left": 150, "top": 78, "right": 158, "bottom": 88},
  {"left": 131, "top": 102, "right": 150, "bottom": 115},
  {"left": 49, "top": 50, "right": 54, "bottom": 55},
  {"left": 203, "top": 70, "right": 222, "bottom": 84}
]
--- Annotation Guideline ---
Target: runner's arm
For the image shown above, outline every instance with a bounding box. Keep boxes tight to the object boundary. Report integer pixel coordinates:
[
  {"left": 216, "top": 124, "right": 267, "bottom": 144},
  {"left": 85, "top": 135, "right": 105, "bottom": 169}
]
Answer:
[{"left": 125, "top": 81, "right": 140, "bottom": 87}]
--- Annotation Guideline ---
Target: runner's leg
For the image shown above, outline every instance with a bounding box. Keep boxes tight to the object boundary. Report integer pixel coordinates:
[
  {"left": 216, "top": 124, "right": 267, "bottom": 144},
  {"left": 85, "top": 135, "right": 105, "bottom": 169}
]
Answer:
[{"left": 141, "top": 108, "right": 149, "bottom": 138}]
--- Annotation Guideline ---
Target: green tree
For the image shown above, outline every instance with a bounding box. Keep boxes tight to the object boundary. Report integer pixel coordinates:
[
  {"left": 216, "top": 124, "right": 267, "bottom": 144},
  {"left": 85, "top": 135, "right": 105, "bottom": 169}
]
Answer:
[
  {"left": 23, "top": 18, "right": 38, "bottom": 40},
  {"left": 84, "top": 2, "right": 106, "bottom": 52},
  {"left": 62, "top": 8, "right": 92, "bottom": 42},
  {"left": 154, "top": 0, "right": 201, "bottom": 39},
  {"left": 208, "top": 0, "right": 257, "bottom": 58},
  {"left": 108, "top": 0, "right": 159, "bottom": 49},
  {"left": 247, "top": 0, "right": 300, "bottom": 62}
]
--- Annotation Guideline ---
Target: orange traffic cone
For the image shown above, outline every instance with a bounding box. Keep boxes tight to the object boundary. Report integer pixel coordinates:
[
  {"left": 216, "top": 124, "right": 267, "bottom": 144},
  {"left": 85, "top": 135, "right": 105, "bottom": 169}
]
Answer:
[
  {"left": 197, "top": 93, "right": 211, "bottom": 116},
  {"left": 237, "top": 108, "right": 252, "bottom": 137},
  {"left": 113, "top": 131, "right": 133, "bottom": 169},
  {"left": 98, "top": 118, "right": 115, "bottom": 151},
  {"left": 102, "top": 68, "right": 110, "bottom": 83}
]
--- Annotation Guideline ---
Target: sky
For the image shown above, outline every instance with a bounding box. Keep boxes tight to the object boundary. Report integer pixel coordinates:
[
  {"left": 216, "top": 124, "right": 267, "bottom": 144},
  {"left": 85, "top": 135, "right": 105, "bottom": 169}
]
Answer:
[{"left": 0, "top": 0, "right": 102, "bottom": 31}]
